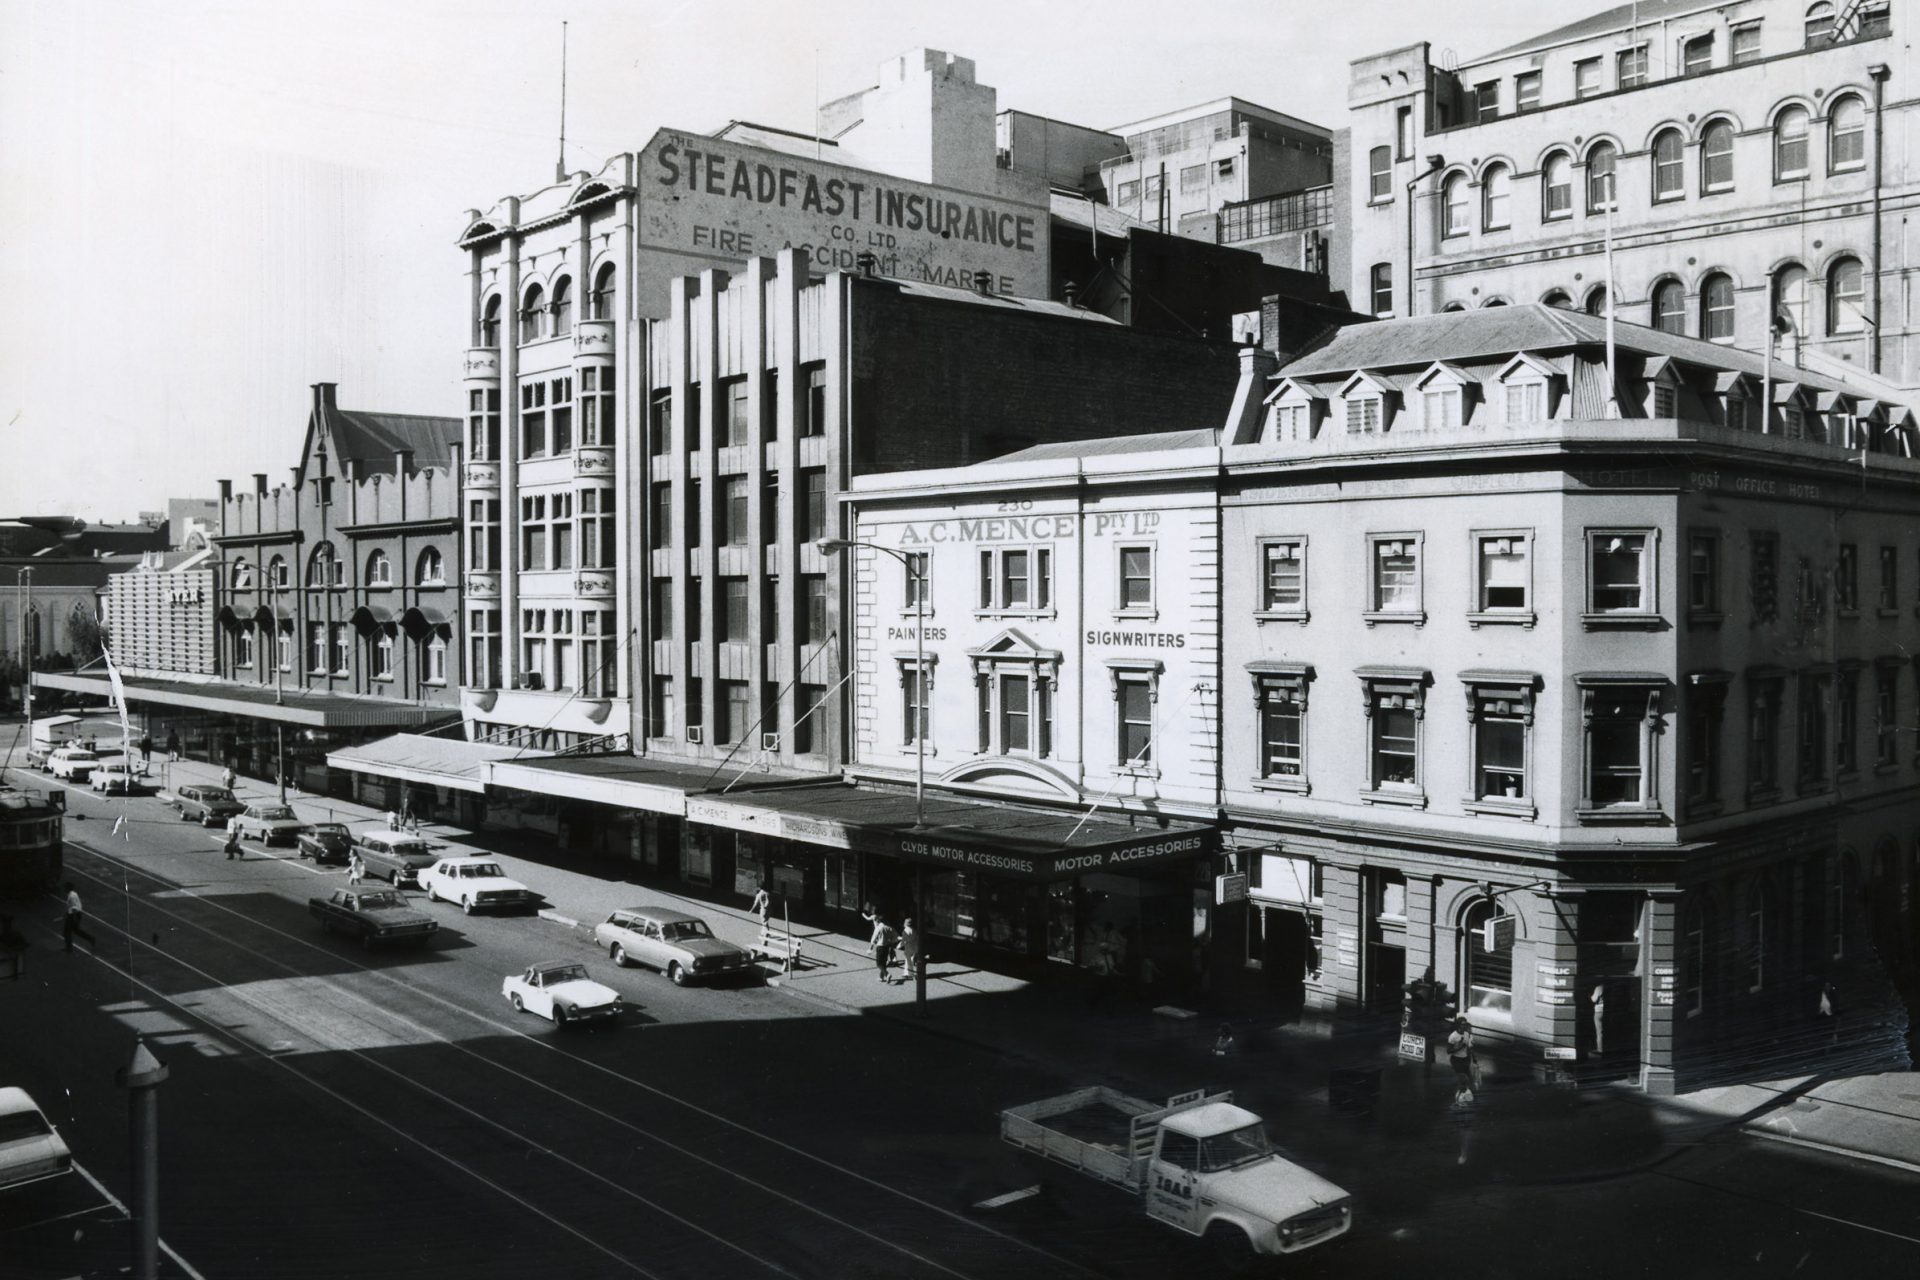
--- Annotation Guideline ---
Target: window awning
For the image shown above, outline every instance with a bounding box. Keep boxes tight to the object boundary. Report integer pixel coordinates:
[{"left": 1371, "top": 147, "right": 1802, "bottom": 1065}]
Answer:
[
  {"left": 29, "top": 671, "right": 458, "bottom": 730},
  {"left": 485, "top": 754, "right": 745, "bottom": 815},
  {"left": 686, "top": 780, "right": 1218, "bottom": 882},
  {"left": 327, "top": 733, "right": 539, "bottom": 794},
  {"left": 403, "top": 602, "right": 453, "bottom": 628}
]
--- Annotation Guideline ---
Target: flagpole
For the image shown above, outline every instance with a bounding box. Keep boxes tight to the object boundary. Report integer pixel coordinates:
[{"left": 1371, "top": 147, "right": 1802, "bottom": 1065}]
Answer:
[{"left": 1604, "top": 170, "right": 1618, "bottom": 416}]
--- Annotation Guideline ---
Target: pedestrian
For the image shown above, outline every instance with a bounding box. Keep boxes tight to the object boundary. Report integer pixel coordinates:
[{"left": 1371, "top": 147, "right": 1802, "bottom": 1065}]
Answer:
[
  {"left": 1447, "top": 1016, "right": 1476, "bottom": 1105},
  {"left": 348, "top": 852, "right": 364, "bottom": 885},
  {"left": 138, "top": 733, "right": 153, "bottom": 769},
  {"left": 221, "top": 765, "right": 236, "bottom": 792},
  {"left": 224, "top": 826, "right": 243, "bottom": 861},
  {"left": 166, "top": 729, "right": 181, "bottom": 763},
  {"left": 386, "top": 808, "right": 400, "bottom": 831},
  {"left": 1817, "top": 979, "right": 1839, "bottom": 1049},
  {"left": 1213, "top": 1022, "right": 1239, "bottom": 1057},
  {"left": 896, "top": 917, "right": 921, "bottom": 985},
  {"left": 62, "top": 883, "right": 96, "bottom": 953},
  {"left": 750, "top": 882, "right": 771, "bottom": 927},
  {"left": 872, "top": 918, "right": 898, "bottom": 983}
]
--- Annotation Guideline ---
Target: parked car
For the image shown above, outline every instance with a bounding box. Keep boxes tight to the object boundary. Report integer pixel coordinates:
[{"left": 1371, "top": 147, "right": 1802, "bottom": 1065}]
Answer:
[
  {"left": 174, "top": 785, "right": 246, "bottom": 827},
  {"left": 419, "top": 856, "right": 535, "bottom": 915},
  {"left": 351, "top": 829, "right": 441, "bottom": 887},
  {"left": 593, "top": 907, "right": 757, "bottom": 986},
  {"left": 297, "top": 822, "right": 353, "bottom": 865},
  {"left": 502, "top": 962, "right": 620, "bottom": 1027},
  {"left": 309, "top": 887, "right": 439, "bottom": 947},
  {"left": 47, "top": 747, "right": 99, "bottom": 782},
  {"left": 235, "top": 803, "right": 309, "bottom": 847},
  {"left": 0, "top": 1088, "right": 73, "bottom": 1192},
  {"left": 89, "top": 763, "right": 142, "bottom": 794}
]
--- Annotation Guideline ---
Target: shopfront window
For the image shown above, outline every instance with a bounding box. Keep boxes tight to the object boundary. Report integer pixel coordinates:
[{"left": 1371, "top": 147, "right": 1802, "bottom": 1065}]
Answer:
[{"left": 1462, "top": 899, "right": 1513, "bottom": 1016}]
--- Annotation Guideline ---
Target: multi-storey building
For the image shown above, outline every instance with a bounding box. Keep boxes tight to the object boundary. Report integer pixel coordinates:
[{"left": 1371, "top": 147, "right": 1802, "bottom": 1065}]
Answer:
[
  {"left": 1100, "top": 99, "right": 1335, "bottom": 242},
  {"left": 1345, "top": 0, "right": 1915, "bottom": 392},
  {"left": 838, "top": 302, "right": 1918, "bottom": 1089}
]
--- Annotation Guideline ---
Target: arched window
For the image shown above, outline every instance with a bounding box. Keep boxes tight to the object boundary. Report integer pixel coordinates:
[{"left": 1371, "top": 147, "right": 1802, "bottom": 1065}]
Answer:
[
  {"left": 1681, "top": 902, "right": 1708, "bottom": 1016},
  {"left": 1586, "top": 142, "right": 1617, "bottom": 213},
  {"left": 416, "top": 547, "right": 445, "bottom": 585},
  {"left": 365, "top": 549, "right": 391, "bottom": 587},
  {"left": 590, "top": 262, "right": 616, "bottom": 321},
  {"left": 1461, "top": 899, "right": 1514, "bottom": 1016},
  {"left": 1441, "top": 302, "right": 1468, "bottom": 313},
  {"left": 1774, "top": 106, "right": 1810, "bottom": 179},
  {"left": 1652, "top": 279, "right": 1686, "bottom": 333},
  {"left": 1805, "top": 2, "right": 1835, "bottom": 46},
  {"left": 1651, "top": 129, "right": 1685, "bottom": 200},
  {"left": 1442, "top": 174, "right": 1469, "bottom": 236},
  {"left": 1701, "top": 120, "right": 1735, "bottom": 192},
  {"left": 236, "top": 625, "right": 256, "bottom": 670},
  {"left": 230, "top": 558, "right": 254, "bottom": 590},
  {"left": 479, "top": 295, "right": 502, "bottom": 348},
  {"left": 1584, "top": 284, "right": 1610, "bottom": 316},
  {"left": 1481, "top": 164, "right": 1511, "bottom": 230},
  {"left": 307, "top": 542, "right": 340, "bottom": 588},
  {"left": 1828, "top": 256, "right": 1865, "bottom": 334},
  {"left": 1541, "top": 289, "right": 1573, "bottom": 309},
  {"left": 1541, "top": 152, "right": 1572, "bottom": 221},
  {"left": 1746, "top": 881, "right": 1774, "bottom": 991},
  {"left": 1482, "top": 298, "right": 1509, "bottom": 308},
  {"left": 426, "top": 635, "right": 448, "bottom": 685},
  {"left": 549, "top": 275, "right": 572, "bottom": 338},
  {"left": 518, "top": 283, "right": 545, "bottom": 344},
  {"left": 267, "top": 555, "right": 289, "bottom": 589},
  {"left": 1700, "top": 272, "right": 1736, "bottom": 342},
  {"left": 1828, "top": 96, "right": 1866, "bottom": 172},
  {"left": 1773, "top": 263, "right": 1809, "bottom": 338}
]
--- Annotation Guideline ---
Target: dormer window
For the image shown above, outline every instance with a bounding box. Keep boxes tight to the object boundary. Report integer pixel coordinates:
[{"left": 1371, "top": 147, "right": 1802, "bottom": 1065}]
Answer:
[
  {"left": 1266, "top": 384, "right": 1324, "bottom": 444},
  {"left": 1347, "top": 396, "right": 1381, "bottom": 433},
  {"left": 1339, "top": 373, "right": 1396, "bottom": 434},
  {"left": 1421, "top": 386, "right": 1461, "bottom": 429}
]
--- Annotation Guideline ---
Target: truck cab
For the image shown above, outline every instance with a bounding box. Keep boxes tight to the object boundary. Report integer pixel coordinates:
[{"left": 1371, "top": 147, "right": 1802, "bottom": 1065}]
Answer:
[{"left": 1143, "top": 1101, "right": 1351, "bottom": 1255}]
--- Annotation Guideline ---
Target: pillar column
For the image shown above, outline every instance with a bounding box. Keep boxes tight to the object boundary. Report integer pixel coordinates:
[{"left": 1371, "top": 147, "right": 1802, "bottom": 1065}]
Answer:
[{"left": 1641, "top": 890, "right": 1681, "bottom": 1095}]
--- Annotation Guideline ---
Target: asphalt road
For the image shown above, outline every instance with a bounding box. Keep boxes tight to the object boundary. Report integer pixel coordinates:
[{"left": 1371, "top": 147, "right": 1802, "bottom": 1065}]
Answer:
[{"left": 3, "top": 744, "right": 1919, "bottom": 1279}]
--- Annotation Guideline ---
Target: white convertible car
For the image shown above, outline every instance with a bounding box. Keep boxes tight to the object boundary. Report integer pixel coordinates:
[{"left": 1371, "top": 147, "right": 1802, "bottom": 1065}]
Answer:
[{"left": 502, "top": 962, "right": 621, "bottom": 1027}]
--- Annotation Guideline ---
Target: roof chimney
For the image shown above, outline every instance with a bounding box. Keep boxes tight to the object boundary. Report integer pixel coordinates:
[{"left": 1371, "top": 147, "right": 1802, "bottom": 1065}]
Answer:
[
  {"left": 253, "top": 473, "right": 268, "bottom": 497},
  {"left": 855, "top": 251, "right": 879, "bottom": 277},
  {"left": 312, "top": 383, "right": 337, "bottom": 413},
  {"left": 1063, "top": 282, "right": 1078, "bottom": 308},
  {"left": 218, "top": 479, "right": 233, "bottom": 503}
]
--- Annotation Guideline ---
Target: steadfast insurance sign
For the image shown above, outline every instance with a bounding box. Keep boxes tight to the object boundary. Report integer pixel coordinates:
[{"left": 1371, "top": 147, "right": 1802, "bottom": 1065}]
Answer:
[{"left": 637, "top": 129, "right": 1049, "bottom": 298}]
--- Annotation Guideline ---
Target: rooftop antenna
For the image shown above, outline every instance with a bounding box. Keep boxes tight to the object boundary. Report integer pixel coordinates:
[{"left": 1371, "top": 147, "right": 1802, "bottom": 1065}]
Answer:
[{"left": 555, "top": 20, "right": 569, "bottom": 184}]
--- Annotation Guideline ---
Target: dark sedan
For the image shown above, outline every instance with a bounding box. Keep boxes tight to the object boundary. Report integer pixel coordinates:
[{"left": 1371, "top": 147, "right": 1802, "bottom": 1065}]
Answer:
[
  {"left": 297, "top": 822, "right": 353, "bottom": 865},
  {"left": 309, "top": 888, "right": 439, "bottom": 947}
]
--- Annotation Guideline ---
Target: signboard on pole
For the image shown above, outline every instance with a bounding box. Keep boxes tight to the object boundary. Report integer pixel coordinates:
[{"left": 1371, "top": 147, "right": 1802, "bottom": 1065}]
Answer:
[
  {"left": 1397, "top": 1032, "right": 1428, "bottom": 1062},
  {"left": 1484, "top": 914, "right": 1517, "bottom": 952},
  {"left": 1215, "top": 872, "right": 1249, "bottom": 905}
]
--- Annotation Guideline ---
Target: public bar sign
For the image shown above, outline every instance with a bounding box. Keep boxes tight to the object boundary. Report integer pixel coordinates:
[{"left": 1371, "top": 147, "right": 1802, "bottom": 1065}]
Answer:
[{"left": 638, "top": 129, "right": 1049, "bottom": 298}]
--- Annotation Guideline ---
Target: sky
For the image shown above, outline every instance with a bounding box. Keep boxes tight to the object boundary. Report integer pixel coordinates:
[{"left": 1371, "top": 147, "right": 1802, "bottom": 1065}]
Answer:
[{"left": 0, "top": 0, "right": 1556, "bottom": 524}]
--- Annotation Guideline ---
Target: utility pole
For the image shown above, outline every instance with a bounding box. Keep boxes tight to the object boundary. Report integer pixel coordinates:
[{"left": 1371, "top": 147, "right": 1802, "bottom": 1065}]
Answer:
[{"left": 117, "top": 1037, "right": 169, "bottom": 1280}]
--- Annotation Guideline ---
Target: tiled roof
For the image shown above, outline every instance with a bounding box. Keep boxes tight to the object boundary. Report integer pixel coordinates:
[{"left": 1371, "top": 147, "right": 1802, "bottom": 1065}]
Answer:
[
  {"left": 1473, "top": 0, "right": 1704, "bottom": 63},
  {"left": 325, "top": 409, "right": 461, "bottom": 470},
  {"left": 989, "top": 427, "right": 1218, "bottom": 463},
  {"left": 1278, "top": 304, "right": 1886, "bottom": 401}
]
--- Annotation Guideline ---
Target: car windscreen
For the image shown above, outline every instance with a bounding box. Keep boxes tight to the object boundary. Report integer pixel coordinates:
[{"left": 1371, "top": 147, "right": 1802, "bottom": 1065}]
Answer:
[
  {"left": 662, "top": 920, "right": 714, "bottom": 941},
  {"left": 254, "top": 807, "right": 296, "bottom": 821},
  {"left": 356, "top": 892, "right": 402, "bottom": 909},
  {"left": 0, "top": 1110, "right": 53, "bottom": 1142},
  {"left": 202, "top": 788, "right": 235, "bottom": 802},
  {"left": 1199, "top": 1124, "right": 1272, "bottom": 1172},
  {"left": 539, "top": 965, "right": 587, "bottom": 984},
  {"left": 466, "top": 863, "right": 505, "bottom": 878},
  {"left": 314, "top": 825, "right": 350, "bottom": 837}
]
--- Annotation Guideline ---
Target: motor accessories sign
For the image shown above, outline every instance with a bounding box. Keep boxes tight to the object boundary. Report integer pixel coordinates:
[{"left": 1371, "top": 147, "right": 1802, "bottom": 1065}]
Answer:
[{"left": 639, "top": 130, "right": 1048, "bottom": 297}]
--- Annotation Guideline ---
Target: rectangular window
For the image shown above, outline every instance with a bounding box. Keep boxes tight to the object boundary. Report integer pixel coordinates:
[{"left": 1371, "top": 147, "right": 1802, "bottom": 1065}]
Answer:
[
  {"left": 1116, "top": 179, "right": 1139, "bottom": 205},
  {"left": 1117, "top": 677, "right": 1153, "bottom": 765},
  {"left": 761, "top": 474, "right": 780, "bottom": 546},
  {"left": 1837, "top": 544, "right": 1859, "bottom": 612},
  {"left": 520, "top": 379, "right": 547, "bottom": 457},
  {"left": 903, "top": 666, "right": 929, "bottom": 744},
  {"left": 1749, "top": 680, "right": 1781, "bottom": 794},
  {"left": 686, "top": 384, "right": 701, "bottom": 450},
  {"left": 275, "top": 625, "right": 292, "bottom": 672},
  {"left": 1476, "top": 533, "right": 1529, "bottom": 614},
  {"left": 1575, "top": 57, "right": 1602, "bottom": 98},
  {"left": 1420, "top": 386, "right": 1462, "bottom": 429},
  {"left": 721, "top": 577, "right": 748, "bottom": 642},
  {"left": 803, "top": 364, "right": 827, "bottom": 437},
  {"left": 1179, "top": 163, "right": 1206, "bottom": 193},
  {"left": 719, "top": 680, "right": 750, "bottom": 745},
  {"left": 724, "top": 476, "right": 750, "bottom": 545},
  {"left": 581, "top": 489, "right": 615, "bottom": 569},
  {"left": 468, "top": 498, "right": 500, "bottom": 572},
  {"left": 520, "top": 494, "right": 546, "bottom": 569},
  {"left": 469, "top": 609, "right": 501, "bottom": 690},
  {"left": 977, "top": 547, "right": 1052, "bottom": 612},
  {"left": 332, "top": 624, "right": 350, "bottom": 676},
  {"left": 549, "top": 492, "right": 573, "bottom": 570},
  {"left": 1002, "top": 550, "right": 1031, "bottom": 607},
  {"left": 1001, "top": 673, "right": 1031, "bottom": 751},
  {"left": 763, "top": 574, "right": 780, "bottom": 640},
  {"left": 1475, "top": 695, "right": 1528, "bottom": 800},
  {"left": 1368, "top": 265, "right": 1392, "bottom": 318},
  {"left": 1752, "top": 533, "right": 1779, "bottom": 621},
  {"left": 1682, "top": 33, "right": 1713, "bottom": 76},
  {"left": 1119, "top": 546, "right": 1154, "bottom": 610},
  {"left": 1589, "top": 691, "right": 1647, "bottom": 805},
  {"left": 1617, "top": 45, "right": 1648, "bottom": 88},
  {"left": 686, "top": 677, "right": 703, "bottom": 733},
  {"left": 1258, "top": 679, "right": 1305, "bottom": 780},
  {"left": 1260, "top": 539, "right": 1306, "bottom": 613},
  {"left": 1685, "top": 687, "right": 1722, "bottom": 806},
  {"left": 687, "top": 579, "right": 702, "bottom": 643},
  {"left": 794, "top": 683, "right": 825, "bottom": 753},
  {"left": 1474, "top": 81, "right": 1499, "bottom": 122},
  {"left": 1514, "top": 71, "right": 1541, "bottom": 112},
  {"left": 1589, "top": 532, "right": 1650, "bottom": 614},
  {"left": 1370, "top": 689, "right": 1419, "bottom": 787},
  {"left": 649, "top": 675, "right": 674, "bottom": 739},
  {"left": 373, "top": 634, "right": 394, "bottom": 680},
  {"left": 687, "top": 479, "right": 703, "bottom": 549},
  {"left": 468, "top": 386, "right": 501, "bottom": 461},
  {"left": 1368, "top": 146, "right": 1391, "bottom": 201},
  {"left": 1731, "top": 21, "right": 1762, "bottom": 64},
  {"left": 650, "top": 579, "right": 673, "bottom": 641},
  {"left": 548, "top": 375, "right": 573, "bottom": 453},
  {"left": 1370, "top": 536, "right": 1420, "bottom": 614},
  {"left": 579, "top": 366, "right": 613, "bottom": 446},
  {"left": 1837, "top": 670, "right": 1859, "bottom": 775},
  {"left": 904, "top": 551, "right": 929, "bottom": 609},
  {"left": 761, "top": 370, "right": 779, "bottom": 443},
  {"left": 724, "top": 380, "right": 750, "bottom": 448},
  {"left": 1798, "top": 675, "right": 1831, "bottom": 787},
  {"left": 1347, "top": 396, "right": 1382, "bottom": 432},
  {"left": 1879, "top": 546, "right": 1897, "bottom": 611},
  {"left": 649, "top": 390, "right": 671, "bottom": 455},
  {"left": 803, "top": 469, "right": 826, "bottom": 541},
  {"left": 1395, "top": 106, "right": 1413, "bottom": 160},
  {"left": 1505, "top": 380, "right": 1546, "bottom": 422},
  {"left": 1876, "top": 667, "right": 1899, "bottom": 766},
  {"left": 803, "top": 575, "right": 828, "bottom": 644},
  {"left": 236, "top": 627, "right": 256, "bottom": 670},
  {"left": 650, "top": 483, "right": 672, "bottom": 550},
  {"left": 1688, "top": 531, "right": 1720, "bottom": 616},
  {"left": 307, "top": 622, "right": 325, "bottom": 674}
]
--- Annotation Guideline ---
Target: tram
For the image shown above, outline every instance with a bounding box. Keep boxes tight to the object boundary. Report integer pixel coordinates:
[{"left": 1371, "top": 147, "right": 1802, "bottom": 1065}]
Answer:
[{"left": 0, "top": 784, "right": 65, "bottom": 897}]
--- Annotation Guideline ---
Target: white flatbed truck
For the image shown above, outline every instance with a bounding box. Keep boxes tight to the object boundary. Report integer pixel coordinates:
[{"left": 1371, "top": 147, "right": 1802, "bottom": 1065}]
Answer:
[{"left": 1000, "top": 1086, "right": 1351, "bottom": 1259}]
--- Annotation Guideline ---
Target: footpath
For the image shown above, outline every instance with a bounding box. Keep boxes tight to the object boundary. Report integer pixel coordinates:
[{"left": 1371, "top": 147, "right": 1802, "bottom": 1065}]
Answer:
[{"left": 15, "top": 736, "right": 1920, "bottom": 1189}]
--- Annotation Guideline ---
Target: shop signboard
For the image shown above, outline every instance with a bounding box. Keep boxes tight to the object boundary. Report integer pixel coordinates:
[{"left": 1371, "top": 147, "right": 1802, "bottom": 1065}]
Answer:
[
  {"left": 1215, "top": 872, "right": 1249, "bottom": 905},
  {"left": 1397, "top": 1032, "right": 1427, "bottom": 1062},
  {"left": 891, "top": 828, "right": 1217, "bottom": 881},
  {"left": 637, "top": 128, "right": 1049, "bottom": 300},
  {"left": 1543, "top": 1046, "right": 1577, "bottom": 1060}
]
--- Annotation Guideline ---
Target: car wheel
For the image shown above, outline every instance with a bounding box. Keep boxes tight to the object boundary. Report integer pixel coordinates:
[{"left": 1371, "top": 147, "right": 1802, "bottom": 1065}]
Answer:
[
  {"left": 426, "top": 884, "right": 440, "bottom": 903},
  {"left": 554, "top": 1003, "right": 571, "bottom": 1027},
  {"left": 360, "top": 932, "right": 375, "bottom": 951},
  {"left": 611, "top": 944, "right": 629, "bottom": 968},
  {"left": 668, "top": 962, "right": 689, "bottom": 987},
  {"left": 462, "top": 897, "right": 475, "bottom": 916},
  {"left": 509, "top": 992, "right": 524, "bottom": 1013}
]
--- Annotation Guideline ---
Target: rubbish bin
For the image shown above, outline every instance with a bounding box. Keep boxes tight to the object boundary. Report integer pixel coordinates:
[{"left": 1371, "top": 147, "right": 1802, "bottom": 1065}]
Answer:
[{"left": 1328, "top": 1065, "right": 1383, "bottom": 1115}]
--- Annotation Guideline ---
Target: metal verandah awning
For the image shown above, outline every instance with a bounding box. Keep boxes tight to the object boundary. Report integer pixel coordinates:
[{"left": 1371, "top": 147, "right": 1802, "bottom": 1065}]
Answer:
[
  {"left": 326, "top": 733, "right": 541, "bottom": 794},
  {"left": 485, "top": 753, "right": 746, "bottom": 816},
  {"left": 30, "top": 671, "right": 457, "bottom": 730}
]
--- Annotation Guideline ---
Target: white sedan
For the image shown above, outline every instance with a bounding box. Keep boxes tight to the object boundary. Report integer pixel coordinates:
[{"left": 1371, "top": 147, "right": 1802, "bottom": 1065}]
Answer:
[
  {"left": 502, "top": 962, "right": 621, "bottom": 1027},
  {"left": 0, "top": 1088, "right": 73, "bottom": 1191},
  {"left": 89, "top": 763, "right": 141, "bottom": 794},
  {"left": 419, "top": 856, "right": 536, "bottom": 915}
]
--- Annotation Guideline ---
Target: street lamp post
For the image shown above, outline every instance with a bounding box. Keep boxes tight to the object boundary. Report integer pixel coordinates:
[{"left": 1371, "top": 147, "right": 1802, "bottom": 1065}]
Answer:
[
  {"left": 819, "top": 536, "right": 928, "bottom": 1013},
  {"left": 14, "top": 568, "right": 34, "bottom": 723}
]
